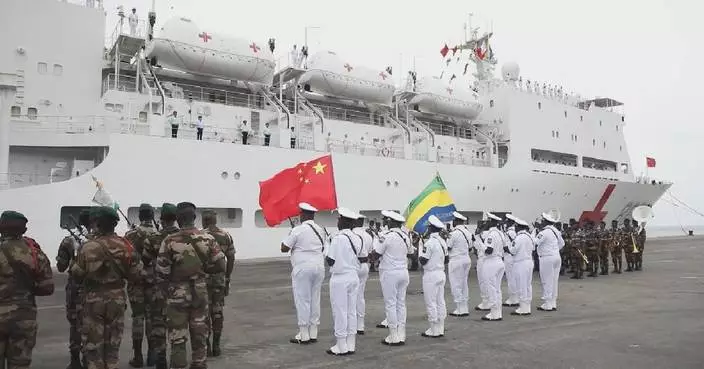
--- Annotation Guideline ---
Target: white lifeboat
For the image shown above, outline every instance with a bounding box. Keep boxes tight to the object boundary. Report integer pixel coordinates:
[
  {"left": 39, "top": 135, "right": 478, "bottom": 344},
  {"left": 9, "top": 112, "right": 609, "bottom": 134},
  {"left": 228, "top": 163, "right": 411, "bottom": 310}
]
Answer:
[
  {"left": 145, "top": 17, "right": 275, "bottom": 85},
  {"left": 409, "top": 77, "right": 483, "bottom": 119},
  {"left": 298, "top": 51, "right": 395, "bottom": 105}
]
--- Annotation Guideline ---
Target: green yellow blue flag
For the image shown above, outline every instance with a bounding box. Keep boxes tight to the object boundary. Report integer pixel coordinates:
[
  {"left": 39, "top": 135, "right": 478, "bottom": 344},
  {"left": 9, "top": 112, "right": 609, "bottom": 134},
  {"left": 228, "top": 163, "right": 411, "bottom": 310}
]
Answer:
[{"left": 404, "top": 173, "right": 456, "bottom": 233}]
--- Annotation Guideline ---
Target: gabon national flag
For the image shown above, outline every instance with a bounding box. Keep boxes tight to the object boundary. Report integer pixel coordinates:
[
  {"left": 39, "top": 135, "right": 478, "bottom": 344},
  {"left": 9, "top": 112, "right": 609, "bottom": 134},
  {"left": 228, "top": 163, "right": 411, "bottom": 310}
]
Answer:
[
  {"left": 258, "top": 155, "right": 337, "bottom": 226},
  {"left": 646, "top": 157, "right": 656, "bottom": 168}
]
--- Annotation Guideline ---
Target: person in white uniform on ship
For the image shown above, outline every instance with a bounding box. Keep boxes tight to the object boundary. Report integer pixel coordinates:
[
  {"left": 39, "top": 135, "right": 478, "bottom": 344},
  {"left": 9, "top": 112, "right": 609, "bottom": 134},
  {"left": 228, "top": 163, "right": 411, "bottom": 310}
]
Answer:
[
  {"left": 506, "top": 216, "right": 536, "bottom": 316},
  {"left": 281, "top": 202, "right": 327, "bottom": 344},
  {"left": 352, "top": 214, "right": 373, "bottom": 335},
  {"left": 447, "top": 211, "right": 472, "bottom": 317},
  {"left": 370, "top": 210, "right": 412, "bottom": 346},
  {"left": 502, "top": 214, "right": 520, "bottom": 307},
  {"left": 128, "top": 8, "right": 138, "bottom": 36},
  {"left": 419, "top": 215, "right": 448, "bottom": 338},
  {"left": 325, "top": 207, "right": 361, "bottom": 356},
  {"left": 536, "top": 212, "right": 565, "bottom": 311},
  {"left": 481, "top": 212, "right": 506, "bottom": 321}
]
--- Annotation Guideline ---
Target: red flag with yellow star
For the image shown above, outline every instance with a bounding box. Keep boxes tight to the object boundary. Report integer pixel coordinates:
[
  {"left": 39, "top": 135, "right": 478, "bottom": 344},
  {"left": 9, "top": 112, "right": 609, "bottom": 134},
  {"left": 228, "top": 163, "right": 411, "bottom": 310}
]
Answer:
[{"left": 258, "top": 154, "right": 337, "bottom": 226}]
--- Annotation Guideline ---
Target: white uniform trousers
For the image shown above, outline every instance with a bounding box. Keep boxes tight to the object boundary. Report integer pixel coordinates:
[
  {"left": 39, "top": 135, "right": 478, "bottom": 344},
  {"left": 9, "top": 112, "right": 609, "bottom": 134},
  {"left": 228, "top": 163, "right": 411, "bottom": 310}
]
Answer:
[
  {"left": 539, "top": 255, "right": 562, "bottom": 308},
  {"left": 422, "top": 270, "right": 447, "bottom": 323},
  {"left": 482, "top": 258, "right": 505, "bottom": 311},
  {"left": 329, "top": 272, "right": 360, "bottom": 338},
  {"left": 379, "top": 269, "right": 410, "bottom": 328},
  {"left": 356, "top": 263, "right": 370, "bottom": 329},
  {"left": 292, "top": 265, "right": 325, "bottom": 327},
  {"left": 504, "top": 254, "right": 518, "bottom": 303},
  {"left": 513, "top": 259, "right": 534, "bottom": 305},
  {"left": 448, "top": 256, "right": 470, "bottom": 304},
  {"left": 476, "top": 258, "right": 489, "bottom": 306}
]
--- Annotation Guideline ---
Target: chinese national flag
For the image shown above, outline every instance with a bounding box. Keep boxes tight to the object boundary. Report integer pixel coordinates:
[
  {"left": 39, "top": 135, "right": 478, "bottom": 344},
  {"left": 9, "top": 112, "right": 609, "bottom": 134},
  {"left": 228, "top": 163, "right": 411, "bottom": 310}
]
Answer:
[
  {"left": 646, "top": 157, "right": 656, "bottom": 168},
  {"left": 258, "top": 154, "right": 338, "bottom": 226}
]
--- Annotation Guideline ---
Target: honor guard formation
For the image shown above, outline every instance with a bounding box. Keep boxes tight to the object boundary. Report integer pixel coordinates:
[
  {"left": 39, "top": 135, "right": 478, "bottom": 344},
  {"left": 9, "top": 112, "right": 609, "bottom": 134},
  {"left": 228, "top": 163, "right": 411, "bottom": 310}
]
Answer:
[{"left": 0, "top": 202, "right": 651, "bottom": 368}]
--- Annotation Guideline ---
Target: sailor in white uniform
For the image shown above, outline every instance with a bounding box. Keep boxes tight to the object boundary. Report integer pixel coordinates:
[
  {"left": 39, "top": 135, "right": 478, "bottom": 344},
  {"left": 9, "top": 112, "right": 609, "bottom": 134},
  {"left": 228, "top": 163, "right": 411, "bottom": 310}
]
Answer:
[
  {"left": 352, "top": 214, "right": 373, "bottom": 334},
  {"left": 481, "top": 212, "right": 506, "bottom": 321},
  {"left": 502, "top": 214, "right": 520, "bottom": 307},
  {"left": 447, "top": 211, "right": 472, "bottom": 317},
  {"left": 281, "top": 202, "right": 327, "bottom": 344},
  {"left": 474, "top": 220, "right": 491, "bottom": 311},
  {"left": 325, "top": 207, "right": 362, "bottom": 356},
  {"left": 536, "top": 212, "right": 565, "bottom": 311},
  {"left": 507, "top": 217, "right": 535, "bottom": 316},
  {"left": 128, "top": 8, "right": 138, "bottom": 36},
  {"left": 370, "top": 210, "right": 412, "bottom": 346},
  {"left": 419, "top": 215, "right": 448, "bottom": 337}
]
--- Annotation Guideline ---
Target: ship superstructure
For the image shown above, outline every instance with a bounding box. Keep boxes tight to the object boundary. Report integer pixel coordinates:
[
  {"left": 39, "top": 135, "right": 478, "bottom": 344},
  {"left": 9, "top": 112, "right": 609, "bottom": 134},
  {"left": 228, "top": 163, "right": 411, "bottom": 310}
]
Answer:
[{"left": 0, "top": 0, "right": 670, "bottom": 260}]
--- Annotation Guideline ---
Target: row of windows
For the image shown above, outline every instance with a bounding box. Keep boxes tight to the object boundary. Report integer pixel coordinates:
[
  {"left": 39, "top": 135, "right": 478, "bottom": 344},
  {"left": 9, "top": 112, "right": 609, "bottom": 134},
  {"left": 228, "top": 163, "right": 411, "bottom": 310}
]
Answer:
[
  {"left": 10, "top": 106, "right": 38, "bottom": 120},
  {"left": 37, "top": 62, "right": 63, "bottom": 76},
  {"left": 536, "top": 101, "right": 622, "bottom": 131},
  {"left": 550, "top": 130, "right": 623, "bottom": 151}
]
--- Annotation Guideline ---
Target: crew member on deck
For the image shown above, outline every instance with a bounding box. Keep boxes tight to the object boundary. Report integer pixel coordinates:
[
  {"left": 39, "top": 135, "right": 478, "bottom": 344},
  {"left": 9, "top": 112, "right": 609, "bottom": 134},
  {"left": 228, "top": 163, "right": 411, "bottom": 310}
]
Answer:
[
  {"left": 262, "top": 122, "right": 271, "bottom": 146},
  {"left": 507, "top": 217, "right": 535, "bottom": 316},
  {"left": 447, "top": 212, "right": 472, "bottom": 317},
  {"left": 128, "top": 8, "right": 138, "bottom": 36},
  {"left": 240, "top": 120, "right": 251, "bottom": 145},
  {"left": 196, "top": 116, "right": 204, "bottom": 141},
  {"left": 536, "top": 212, "right": 565, "bottom": 311},
  {"left": 419, "top": 215, "right": 448, "bottom": 337},
  {"left": 168, "top": 111, "right": 179, "bottom": 138},
  {"left": 281, "top": 203, "right": 327, "bottom": 345}
]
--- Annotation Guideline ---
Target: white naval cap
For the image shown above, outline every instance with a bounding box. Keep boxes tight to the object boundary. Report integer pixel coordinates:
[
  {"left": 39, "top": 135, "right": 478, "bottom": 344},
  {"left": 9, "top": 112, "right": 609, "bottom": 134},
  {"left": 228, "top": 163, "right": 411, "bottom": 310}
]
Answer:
[
  {"left": 337, "top": 207, "right": 358, "bottom": 220},
  {"left": 541, "top": 212, "right": 559, "bottom": 223},
  {"left": 513, "top": 217, "right": 529, "bottom": 227},
  {"left": 485, "top": 212, "right": 502, "bottom": 221},
  {"left": 505, "top": 213, "right": 518, "bottom": 222},
  {"left": 428, "top": 215, "right": 445, "bottom": 229},
  {"left": 299, "top": 202, "right": 318, "bottom": 212},
  {"left": 381, "top": 210, "right": 405, "bottom": 223},
  {"left": 452, "top": 211, "right": 467, "bottom": 221}
]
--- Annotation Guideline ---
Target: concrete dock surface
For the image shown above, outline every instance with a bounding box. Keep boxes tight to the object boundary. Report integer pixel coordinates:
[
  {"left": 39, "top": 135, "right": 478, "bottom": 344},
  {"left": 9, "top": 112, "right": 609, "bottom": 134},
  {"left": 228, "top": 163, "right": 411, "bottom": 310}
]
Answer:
[{"left": 30, "top": 236, "right": 704, "bottom": 369}]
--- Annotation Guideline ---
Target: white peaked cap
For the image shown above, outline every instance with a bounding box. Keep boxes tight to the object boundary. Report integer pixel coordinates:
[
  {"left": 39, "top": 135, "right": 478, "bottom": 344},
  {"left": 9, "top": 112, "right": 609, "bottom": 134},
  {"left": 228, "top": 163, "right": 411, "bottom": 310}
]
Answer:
[
  {"left": 505, "top": 214, "right": 517, "bottom": 222},
  {"left": 428, "top": 215, "right": 445, "bottom": 229},
  {"left": 485, "top": 212, "right": 502, "bottom": 221},
  {"left": 513, "top": 217, "right": 529, "bottom": 227},
  {"left": 452, "top": 211, "right": 467, "bottom": 221},
  {"left": 337, "top": 207, "right": 358, "bottom": 220},
  {"left": 299, "top": 202, "right": 318, "bottom": 212},
  {"left": 381, "top": 210, "right": 406, "bottom": 223},
  {"left": 542, "top": 212, "right": 559, "bottom": 223},
  {"left": 357, "top": 213, "right": 366, "bottom": 219}
]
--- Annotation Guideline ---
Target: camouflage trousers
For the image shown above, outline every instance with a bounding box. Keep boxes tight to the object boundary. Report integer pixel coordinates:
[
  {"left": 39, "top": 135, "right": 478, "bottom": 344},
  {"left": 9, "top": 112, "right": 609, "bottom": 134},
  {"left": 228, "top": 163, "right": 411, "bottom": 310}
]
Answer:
[
  {"left": 599, "top": 248, "right": 610, "bottom": 274},
  {"left": 146, "top": 285, "right": 167, "bottom": 354},
  {"left": 0, "top": 306, "right": 38, "bottom": 369},
  {"left": 167, "top": 282, "right": 209, "bottom": 369},
  {"left": 586, "top": 249, "right": 599, "bottom": 275},
  {"left": 208, "top": 287, "right": 225, "bottom": 335},
  {"left": 624, "top": 249, "right": 635, "bottom": 270},
  {"left": 611, "top": 247, "right": 623, "bottom": 272},
  {"left": 82, "top": 291, "right": 127, "bottom": 369},
  {"left": 66, "top": 280, "right": 83, "bottom": 352},
  {"left": 128, "top": 284, "right": 150, "bottom": 342}
]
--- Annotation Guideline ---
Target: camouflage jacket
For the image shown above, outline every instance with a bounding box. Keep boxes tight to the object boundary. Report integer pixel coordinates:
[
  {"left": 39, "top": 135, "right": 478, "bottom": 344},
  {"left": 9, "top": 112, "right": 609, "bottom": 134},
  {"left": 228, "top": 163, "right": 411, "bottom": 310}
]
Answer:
[
  {"left": 571, "top": 229, "right": 586, "bottom": 252},
  {"left": 584, "top": 229, "right": 599, "bottom": 251},
  {"left": 70, "top": 233, "right": 143, "bottom": 298},
  {"left": 125, "top": 223, "right": 158, "bottom": 284},
  {"left": 0, "top": 236, "right": 55, "bottom": 306},
  {"left": 203, "top": 226, "right": 235, "bottom": 290},
  {"left": 620, "top": 227, "right": 636, "bottom": 251},
  {"left": 141, "top": 224, "right": 179, "bottom": 285},
  {"left": 156, "top": 227, "right": 226, "bottom": 285}
]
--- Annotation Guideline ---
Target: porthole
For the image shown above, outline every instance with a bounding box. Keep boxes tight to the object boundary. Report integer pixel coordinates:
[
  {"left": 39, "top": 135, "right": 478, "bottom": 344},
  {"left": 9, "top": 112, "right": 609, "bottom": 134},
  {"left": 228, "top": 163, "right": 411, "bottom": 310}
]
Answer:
[
  {"left": 564, "top": 111, "right": 567, "bottom": 118},
  {"left": 233, "top": 172, "right": 241, "bottom": 180},
  {"left": 580, "top": 115, "right": 583, "bottom": 122},
  {"left": 386, "top": 180, "right": 391, "bottom": 187},
  {"left": 221, "top": 171, "right": 229, "bottom": 179},
  {"left": 393, "top": 181, "right": 399, "bottom": 187},
  {"left": 538, "top": 102, "right": 541, "bottom": 110}
]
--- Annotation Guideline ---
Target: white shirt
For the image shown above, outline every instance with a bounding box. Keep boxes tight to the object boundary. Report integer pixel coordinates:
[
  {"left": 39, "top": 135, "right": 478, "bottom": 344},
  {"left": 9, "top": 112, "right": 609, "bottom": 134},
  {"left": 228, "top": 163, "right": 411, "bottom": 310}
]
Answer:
[
  {"left": 167, "top": 115, "right": 179, "bottom": 126},
  {"left": 448, "top": 225, "right": 471, "bottom": 259},
  {"left": 420, "top": 233, "right": 446, "bottom": 272},
  {"left": 352, "top": 227, "right": 373, "bottom": 258},
  {"left": 475, "top": 230, "right": 488, "bottom": 261},
  {"left": 503, "top": 226, "right": 517, "bottom": 258},
  {"left": 128, "top": 12, "right": 138, "bottom": 26},
  {"left": 262, "top": 126, "right": 271, "bottom": 136},
  {"left": 239, "top": 123, "right": 251, "bottom": 134},
  {"left": 485, "top": 227, "right": 505, "bottom": 260},
  {"left": 196, "top": 118, "right": 204, "bottom": 129},
  {"left": 508, "top": 230, "right": 535, "bottom": 262},
  {"left": 327, "top": 229, "right": 361, "bottom": 275},
  {"left": 373, "top": 228, "right": 411, "bottom": 272},
  {"left": 536, "top": 225, "right": 565, "bottom": 257},
  {"left": 282, "top": 220, "right": 326, "bottom": 268}
]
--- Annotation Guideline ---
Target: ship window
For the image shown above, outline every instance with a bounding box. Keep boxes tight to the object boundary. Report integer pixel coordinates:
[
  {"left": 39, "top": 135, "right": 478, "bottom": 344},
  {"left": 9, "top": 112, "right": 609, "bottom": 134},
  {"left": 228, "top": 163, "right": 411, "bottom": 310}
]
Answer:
[
  {"left": 27, "top": 107, "right": 38, "bottom": 120},
  {"left": 531, "top": 149, "right": 577, "bottom": 167},
  {"left": 620, "top": 145, "right": 622, "bottom": 151},
  {"left": 53, "top": 64, "right": 63, "bottom": 76},
  {"left": 551, "top": 131, "right": 555, "bottom": 138},
  {"left": 489, "top": 100, "right": 494, "bottom": 107},
  {"left": 592, "top": 139, "right": 596, "bottom": 146},
  {"left": 37, "top": 62, "right": 47, "bottom": 74},
  {"left": 616, "top": 125, "right": 619, "bottom": 132},
  {"left": 104, "top": 103, "right": 114, "bottom": 111},
  {"left": 114, "top": 104, "right": 124, "bottom": 112},
  {"left": 139, "top": 111, "right": 148, "bottom": 122},
  {"left": 10, "top": 106, "right": 21, "bottom": 117},
  {"left": 621, "top": 116, "right": 625, "bottom": 122},
  {"left": 556, "top": 131, "right": 559, "bottom": 138},
  {"left": 599, "top": 120, "right": 602, "bottom": 126},
  {"left": 580, "top": 115, "right": 583, "bottom": 122},
  {"left": 583, "top": 156, "right": 617, "bottom": 171},
  {"left": 128, "top": 207, "right": 242, "bottom": 228},
  {"left": 575, "top": 135, "right": 578, "bottom": 141},
  {"left": 538, "top": 102, "right": 541, "bottom": 110},
  {"left": 564, "top": 111, "right": 567, "bottom": 118},
  {"left": 603, "top": 141, "right": 606, "bottom": 148}
]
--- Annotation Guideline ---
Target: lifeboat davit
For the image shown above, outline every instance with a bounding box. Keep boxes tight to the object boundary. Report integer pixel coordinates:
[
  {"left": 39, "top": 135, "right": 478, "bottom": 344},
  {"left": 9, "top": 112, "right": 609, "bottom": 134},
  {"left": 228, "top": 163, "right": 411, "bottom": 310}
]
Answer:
[
  {"left": 145, "top": 17, "right": 275, "bottom": 85},
  {"left": 409, "top": 77, "right": 483, "bottom": 120},
  {"left": 299, "top": 51, "right": 395, "bottom": 105}
]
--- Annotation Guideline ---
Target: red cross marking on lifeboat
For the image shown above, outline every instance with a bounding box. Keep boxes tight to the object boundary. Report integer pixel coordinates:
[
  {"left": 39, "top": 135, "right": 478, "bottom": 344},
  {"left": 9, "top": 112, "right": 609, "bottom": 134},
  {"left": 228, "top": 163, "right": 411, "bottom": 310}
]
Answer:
[
  {"left": 198, "top": 32, "right": 212, "bottom": 43},
  {"left": 379, "top": 72, "right": 387, "bottom": 80},
  {"left": 446, "top": 87, "right": 453, "bottom": 95},
  {"left": 579, "top": 183, "right": 616, "bottom": 224},
  {"left": 344, "top": 63, "right": 353, "bottom": 72},
  {"left": 249, "top": 42, "right": 260, "bottom": 53}
]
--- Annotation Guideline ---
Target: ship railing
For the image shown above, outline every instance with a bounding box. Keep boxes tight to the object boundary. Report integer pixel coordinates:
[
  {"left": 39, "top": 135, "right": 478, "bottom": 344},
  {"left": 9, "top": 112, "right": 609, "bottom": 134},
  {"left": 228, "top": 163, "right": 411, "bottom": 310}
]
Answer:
[
  {"left": 61, "top": 0, "right": 104, "bottom": 10},
  {"left": 106, "top": 18, "right": 148, "bottom": 49},
  {"left": 324, "top": 140, "right": 404, "bottom": 159}
]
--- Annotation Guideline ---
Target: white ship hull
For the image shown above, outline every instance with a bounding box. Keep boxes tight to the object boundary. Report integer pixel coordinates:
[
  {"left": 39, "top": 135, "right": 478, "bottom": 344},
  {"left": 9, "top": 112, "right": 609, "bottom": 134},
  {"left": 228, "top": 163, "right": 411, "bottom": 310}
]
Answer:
[{"left": 0, "top": 134, "right": 669, "bottom": 260}]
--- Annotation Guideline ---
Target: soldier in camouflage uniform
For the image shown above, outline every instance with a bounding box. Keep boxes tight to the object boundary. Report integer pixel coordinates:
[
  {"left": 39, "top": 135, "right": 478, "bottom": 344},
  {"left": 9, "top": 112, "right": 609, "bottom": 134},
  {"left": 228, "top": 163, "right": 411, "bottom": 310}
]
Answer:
[
  {"left": 634, "top": 223, "right": 646, "bottom": 271},
  {"left": 0, "top": 211, "right": 55, "bottom": 369},
  {"left": 124, "top": 204, "right": 159, "bottom": 368},
  {"left": 570, "top": 224, "right": 586, "bottom": 279},
  {"left": 622, "top": 219, "right": 635, "bottom": 272},
  {"left": 71, "top": 207, "right": 143, "bottom": 369},
  {"left": 201, "top": 209, "right": 236, "bottom": 357},
  {"left": 56, "top": 209, "right": 92, "bottom": 369},
  {"left": 142, "top": 203, "right": 180, "bottom": 369},
  {"left": 560, "top": 219, "right": 576, "bottom": 275},
  {"left": 584, "top": 221, "right": 599, "bottom": 277},
  {"left": 598, "top": 221, "right": 610, "bottom": 275},
  {"left": 157, "top": 203, "right": 226, "bottom": 369},
  {"left": 610, "top": 220, "right": 623, "bottom": 274}
]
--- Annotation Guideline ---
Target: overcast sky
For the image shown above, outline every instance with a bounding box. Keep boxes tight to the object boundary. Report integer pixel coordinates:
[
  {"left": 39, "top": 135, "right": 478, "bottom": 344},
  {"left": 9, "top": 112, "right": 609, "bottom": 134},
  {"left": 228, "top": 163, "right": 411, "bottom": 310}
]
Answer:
[{"left": 103, "top": 0, "right": 703, "bottom": 226}]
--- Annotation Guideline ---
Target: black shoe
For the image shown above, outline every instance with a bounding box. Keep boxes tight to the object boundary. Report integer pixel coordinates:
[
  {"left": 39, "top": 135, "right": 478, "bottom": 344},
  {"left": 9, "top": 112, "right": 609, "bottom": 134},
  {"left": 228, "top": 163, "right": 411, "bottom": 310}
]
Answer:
[
  {"left": 626, "top": 268, "right": 633, "bottom": 272},
  {"left": 357, "top": 330, "right": 365, "bottom": 335},
  {"left": 129, "top": 340, "right": 144, "bottom": 368},
  {"left": 600, "top": 271, "right": 608, "bottom": 275},
  {"left": 212, "top": 333, "right": 221, "bottom": 357},
  {"left": 376, "top": 323, "right": 388, "bottom": 328},
  {"left": 326, "top": 349, "right": 349, "bottom": 356},
  {"left": 510, "top": 311, "right": 531, "bottom": 316},
  {"left": 381, "top": 339, "right": 403, "bottom": 346},
  {"left": 589, "top": 274, "right": 598, "bottom": 278},
  {"left": 67, "top": 350, "right": 82, "bottom": 369},
  {"left": 146, "top": 346, "right": 156, "bottom": 367},
  {"left": 570, "top": 276, "right": 583, "bottom": 279},
  {"left": 502, "top": 303, "right": 519, "bottom": 307},
  {"left": 474, "top": 305, "right": 490, "bottom": 311},
  {"left": 289, "top": 338, "right": 311, "bottom": 345},
  {"left": 481, "top": 316, "right": 502, "bottom": 321}
]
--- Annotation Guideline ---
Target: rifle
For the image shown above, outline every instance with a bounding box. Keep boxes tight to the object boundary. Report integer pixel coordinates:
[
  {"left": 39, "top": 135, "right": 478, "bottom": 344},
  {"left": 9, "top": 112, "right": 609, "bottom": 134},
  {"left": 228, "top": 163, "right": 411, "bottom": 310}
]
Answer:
[
  {"left": 152, "top": 218, "right": 160, "bottom": 231},
  {"left": 68, "top": 215, "right": 87, "bottom": 237}
]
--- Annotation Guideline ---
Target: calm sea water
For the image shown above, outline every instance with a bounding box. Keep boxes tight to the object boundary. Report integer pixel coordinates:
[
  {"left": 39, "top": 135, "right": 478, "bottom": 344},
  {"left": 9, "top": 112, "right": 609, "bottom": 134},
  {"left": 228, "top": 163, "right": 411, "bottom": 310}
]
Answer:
[{"left": 648, "top": 225, "right": 704, "bottom": 238}]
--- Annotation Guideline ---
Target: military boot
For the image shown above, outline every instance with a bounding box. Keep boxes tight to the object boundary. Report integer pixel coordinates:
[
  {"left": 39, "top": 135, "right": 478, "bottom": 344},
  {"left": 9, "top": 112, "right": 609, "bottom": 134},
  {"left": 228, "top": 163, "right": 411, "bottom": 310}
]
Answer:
[
  {"left": 146, "top": 341, "right": 156, "bottom": 367},
  {"left": 212, "top": 332, "right": 222, "bottom": 357},
  {"left": 67, "top": 349, "right": 82, "bottom": 369},
  {"left": 129, "top": 339, "right": 144, "bottom": 368},
  {"left": 155, "top": 351, "right": 168, "bottom": 369},
  {"left": 206, "top": 335, "right": 213, "bottom": 357}
]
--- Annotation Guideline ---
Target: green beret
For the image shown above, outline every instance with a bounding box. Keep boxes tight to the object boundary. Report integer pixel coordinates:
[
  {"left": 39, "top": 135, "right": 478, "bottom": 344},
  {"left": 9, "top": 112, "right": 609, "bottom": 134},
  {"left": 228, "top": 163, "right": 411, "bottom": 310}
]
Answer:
[
  {"left": 139, "top": 203, "right": 154, "bottom": 212},
  {"left": 160, "top": 203, "right": 177, "bottom": 216},
  {"left": 94, "top": 206, "right": 119, "bottom": 221},
  {"left": 177, "top": 202, "right": 196, "bottom": 211},
  {"left": 0, "top": 211, "right": 28, "bottom": 224}
]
